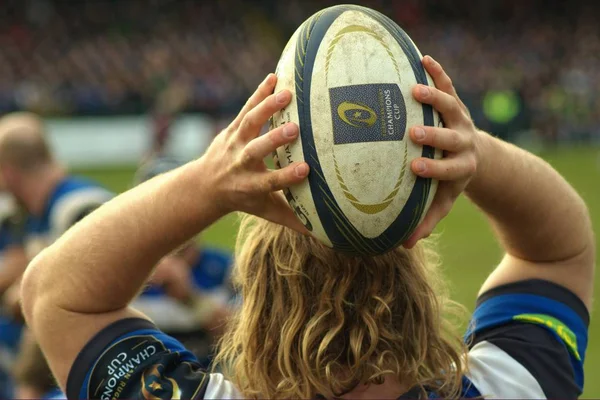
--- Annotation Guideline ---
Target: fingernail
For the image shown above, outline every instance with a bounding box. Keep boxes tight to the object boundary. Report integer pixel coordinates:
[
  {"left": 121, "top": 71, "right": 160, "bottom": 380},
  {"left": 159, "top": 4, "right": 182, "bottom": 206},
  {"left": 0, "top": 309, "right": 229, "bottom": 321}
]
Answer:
[
  {"left": 283, "top": 123, "right": 297, "bottom": 138},
  {"left": 414, "top": 127, "right": 426, "bottom": 141},
  {"left": 427, "top": 55, "right": 437, "bottom": 66},
  {"left": 415, "top": 160, "right": 426, "bottom": 173},
  {"left": 276, "top": 90, "right": 289, "bottom": 104},
  {"left": 295, "top": 163, "right": 308, "bottom": 177},
  {"left": 419, "top": 86, "right": 430, "bottom": 98}
]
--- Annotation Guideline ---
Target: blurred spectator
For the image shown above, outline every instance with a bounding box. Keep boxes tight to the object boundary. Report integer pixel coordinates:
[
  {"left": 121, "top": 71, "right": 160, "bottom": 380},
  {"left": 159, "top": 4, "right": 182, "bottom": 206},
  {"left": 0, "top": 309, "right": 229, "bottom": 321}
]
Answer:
[{"left": 0, "top": 0, "right": 598, "bottom": 144}]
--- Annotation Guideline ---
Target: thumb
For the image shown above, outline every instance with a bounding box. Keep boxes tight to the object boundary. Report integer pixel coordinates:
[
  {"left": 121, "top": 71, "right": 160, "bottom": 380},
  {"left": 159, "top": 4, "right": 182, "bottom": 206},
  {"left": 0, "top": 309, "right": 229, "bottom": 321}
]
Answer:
[{"left": 260, "top": 192, "right": 310, "bottom": 235}]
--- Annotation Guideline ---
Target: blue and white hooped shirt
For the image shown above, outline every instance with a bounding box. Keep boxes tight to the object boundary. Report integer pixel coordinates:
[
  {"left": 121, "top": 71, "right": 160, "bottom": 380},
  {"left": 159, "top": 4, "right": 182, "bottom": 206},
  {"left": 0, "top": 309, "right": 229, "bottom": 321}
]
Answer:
[{"left": 66, "top": 279, "right": 588, "bottom": 399}]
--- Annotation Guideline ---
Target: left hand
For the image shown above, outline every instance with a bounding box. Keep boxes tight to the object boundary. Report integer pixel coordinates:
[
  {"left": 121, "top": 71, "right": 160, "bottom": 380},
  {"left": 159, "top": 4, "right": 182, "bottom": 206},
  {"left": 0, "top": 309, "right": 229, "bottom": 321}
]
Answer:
[{"left": 403, "top": 56, "right": 480, "bottom": 248}]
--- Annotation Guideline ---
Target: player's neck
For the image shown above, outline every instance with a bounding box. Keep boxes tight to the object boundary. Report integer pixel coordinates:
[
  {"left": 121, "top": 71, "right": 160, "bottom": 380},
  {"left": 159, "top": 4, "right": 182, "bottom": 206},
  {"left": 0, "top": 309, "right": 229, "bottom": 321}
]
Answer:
[{"left": 21, "top": 163, "right": 67, "bottom": 216}]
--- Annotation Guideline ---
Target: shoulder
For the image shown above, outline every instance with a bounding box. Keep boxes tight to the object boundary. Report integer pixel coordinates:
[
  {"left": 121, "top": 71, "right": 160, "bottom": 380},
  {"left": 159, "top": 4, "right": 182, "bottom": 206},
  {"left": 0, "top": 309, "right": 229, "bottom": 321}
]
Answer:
[
  {"left": 463, "top": 279, "right": 589, "bottom": 398},
  {"left": 67, "top": 318, "right": 243, "bottom": 399}
]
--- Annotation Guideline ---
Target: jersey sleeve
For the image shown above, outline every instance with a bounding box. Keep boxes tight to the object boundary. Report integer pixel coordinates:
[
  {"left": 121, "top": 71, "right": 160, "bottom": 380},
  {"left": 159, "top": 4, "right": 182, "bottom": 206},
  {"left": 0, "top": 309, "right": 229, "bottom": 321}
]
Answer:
[
  {"left": 66, "top": 318, "right": 212, "bottom": 399},
  {"left": 464, "top": 279, "right": 589, "bottom": 398}
]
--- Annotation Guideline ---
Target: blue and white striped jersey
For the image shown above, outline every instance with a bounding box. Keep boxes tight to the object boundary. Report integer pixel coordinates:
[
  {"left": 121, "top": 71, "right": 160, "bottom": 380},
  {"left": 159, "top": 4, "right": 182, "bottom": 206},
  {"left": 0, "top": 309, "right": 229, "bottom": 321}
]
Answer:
[{"left": 66, "top": 279, "right": 589, "bottom": 399}]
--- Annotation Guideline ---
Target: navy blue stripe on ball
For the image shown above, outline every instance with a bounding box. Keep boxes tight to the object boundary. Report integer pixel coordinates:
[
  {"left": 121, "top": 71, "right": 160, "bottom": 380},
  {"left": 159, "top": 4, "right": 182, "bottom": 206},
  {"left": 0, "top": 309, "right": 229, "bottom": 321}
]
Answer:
[
  {"left": 295, "top": 7, "right": 377, "bottom": 254},
  {"left": 351, "top": 5, "right": 435, "bottom": 242},
  {"left": 296, "top": 5, "right": 435, "bottom": 254}
]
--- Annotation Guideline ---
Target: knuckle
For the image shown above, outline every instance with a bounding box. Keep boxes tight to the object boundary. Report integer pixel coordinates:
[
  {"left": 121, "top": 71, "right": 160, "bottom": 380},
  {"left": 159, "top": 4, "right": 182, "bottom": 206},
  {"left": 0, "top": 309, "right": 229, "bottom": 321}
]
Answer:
[
  {"left": 239, "top": 146, "right": 254, "bottom": 166},
  {"left": 244, "top": 108, "right": 257, "bottom": 129},
  {"left": 427, "top": 127, "right": 437, "bottom": 144},
  {"left": 449, "top": 98, "right": 461, "bottom": 113},
  {"left": 238, "top": 118, "right": 250, "bottom": 136},
  {"left": 265, "top": 173, "right": 281, "bottom": 192},
  {"left": 463, "top": 132, "right": 475, "bottom": 150},
  {"left": 466, "top": 155, "right": 478, "bottom": 175},
  {"left": 223, "top": 126, "right": 234, "bottom": 137},
  {"left": 243, "top": 98, "right": 257, "bottom": 114},
  {"left": 266, "top": 129, "right": 280, "bottom": 148},
  {"left": 449, "top": 130, "right": 461, "bottom": 149},
  {"left": 225, "top": 134, "right": 237, "bottom": 151}
]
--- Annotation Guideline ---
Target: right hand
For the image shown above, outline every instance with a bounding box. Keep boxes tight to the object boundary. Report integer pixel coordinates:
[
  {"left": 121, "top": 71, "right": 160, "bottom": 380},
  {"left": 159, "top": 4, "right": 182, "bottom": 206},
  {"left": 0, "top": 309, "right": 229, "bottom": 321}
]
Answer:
[{"left": 200, "top": 74, "right": 310, "bottom": 233}]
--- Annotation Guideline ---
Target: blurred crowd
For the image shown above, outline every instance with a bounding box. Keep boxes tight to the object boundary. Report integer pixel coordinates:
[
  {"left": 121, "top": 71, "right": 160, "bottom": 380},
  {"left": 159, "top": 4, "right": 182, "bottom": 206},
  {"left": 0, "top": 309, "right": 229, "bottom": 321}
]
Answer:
[{"left": 0, "top": 0, "right": 598, "bottom": 143}]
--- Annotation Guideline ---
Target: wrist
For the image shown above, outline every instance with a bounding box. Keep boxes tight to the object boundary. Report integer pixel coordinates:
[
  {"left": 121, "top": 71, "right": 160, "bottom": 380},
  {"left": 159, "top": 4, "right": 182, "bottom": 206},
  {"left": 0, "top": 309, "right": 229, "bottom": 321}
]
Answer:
[{"left": 185, "top": 156, "right": 231, "bottom": 219}]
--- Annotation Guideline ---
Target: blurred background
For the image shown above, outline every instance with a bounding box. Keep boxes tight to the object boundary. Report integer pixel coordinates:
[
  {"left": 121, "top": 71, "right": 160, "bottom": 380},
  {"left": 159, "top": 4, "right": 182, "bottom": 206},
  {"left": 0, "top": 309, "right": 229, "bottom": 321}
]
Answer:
[{"left": 0, "top": 0, "right": 598, "bottom": 397}]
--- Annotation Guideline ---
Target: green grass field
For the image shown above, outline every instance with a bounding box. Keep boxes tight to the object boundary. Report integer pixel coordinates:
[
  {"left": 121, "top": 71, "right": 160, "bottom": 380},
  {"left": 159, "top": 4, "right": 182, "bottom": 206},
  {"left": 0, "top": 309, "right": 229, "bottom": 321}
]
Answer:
[{"left": 75, "top": 146, "right": 600, "bottom": 397}]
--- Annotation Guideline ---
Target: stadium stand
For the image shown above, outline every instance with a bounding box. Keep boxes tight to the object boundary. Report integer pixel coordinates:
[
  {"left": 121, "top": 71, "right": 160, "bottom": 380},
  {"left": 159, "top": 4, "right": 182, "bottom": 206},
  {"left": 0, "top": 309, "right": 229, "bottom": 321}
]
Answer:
[{"left": 0, "top": 0, "right": 598, "bottom": 143}]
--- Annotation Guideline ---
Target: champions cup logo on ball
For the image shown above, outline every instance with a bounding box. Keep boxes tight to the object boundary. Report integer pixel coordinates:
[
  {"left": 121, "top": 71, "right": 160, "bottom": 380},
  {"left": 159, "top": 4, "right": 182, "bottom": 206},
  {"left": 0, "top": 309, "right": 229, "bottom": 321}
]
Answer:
[{"left": 330, "top": 84, "right": 407, "bottom": 145}]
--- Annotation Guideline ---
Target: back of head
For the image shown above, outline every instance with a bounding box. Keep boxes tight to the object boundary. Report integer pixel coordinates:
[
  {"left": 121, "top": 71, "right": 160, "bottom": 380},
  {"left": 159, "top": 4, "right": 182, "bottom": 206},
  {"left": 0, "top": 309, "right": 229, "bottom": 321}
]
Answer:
[
  {"left": 0, "top": 112, "right": 53, "bottom": 171},
  {"left": 215, "top": 215, "right": 467, "bottom": 399}
]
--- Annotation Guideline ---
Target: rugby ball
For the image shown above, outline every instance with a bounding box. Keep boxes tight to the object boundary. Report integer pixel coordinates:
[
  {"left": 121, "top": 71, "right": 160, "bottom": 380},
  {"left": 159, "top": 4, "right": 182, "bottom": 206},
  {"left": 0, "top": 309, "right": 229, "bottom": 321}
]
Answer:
[{"left": 271, "top": 4, "right": 441, "bottom": 255}]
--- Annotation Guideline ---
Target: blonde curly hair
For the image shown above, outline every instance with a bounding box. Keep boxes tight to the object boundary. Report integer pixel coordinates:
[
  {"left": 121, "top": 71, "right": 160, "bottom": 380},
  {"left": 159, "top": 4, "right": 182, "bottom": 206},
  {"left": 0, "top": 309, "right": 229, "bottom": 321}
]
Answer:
[{"left": 214, "top": 214, "right": 467, "bottom": 398}]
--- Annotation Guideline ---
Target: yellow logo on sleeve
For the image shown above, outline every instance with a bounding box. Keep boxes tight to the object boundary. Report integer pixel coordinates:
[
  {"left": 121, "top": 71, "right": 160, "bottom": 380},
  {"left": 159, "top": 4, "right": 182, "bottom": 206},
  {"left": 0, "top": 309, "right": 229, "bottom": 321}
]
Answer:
[{"left": 513, "top": 313, "right": 581, "bottom": 360}]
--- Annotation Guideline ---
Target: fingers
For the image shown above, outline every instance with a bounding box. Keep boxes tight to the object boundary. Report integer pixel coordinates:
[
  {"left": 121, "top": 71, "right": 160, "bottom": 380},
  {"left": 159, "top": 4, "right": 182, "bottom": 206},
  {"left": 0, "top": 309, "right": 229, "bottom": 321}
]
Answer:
[
  {"left": 411, "top": 154, "right": 476, "bottom": 181},
  {"left": 252, "top": 162, "right": 309, "bottom": 194},
  {"left": 413, "top": 83, "right": 464, "bottom": 126},
  {"left": 422, "top": 55, "right": 470, "bottom": 116},
  {"left": 403, "top": 185, "right": 455, "bottom": 249},
  {"left": 237, "top": 90, "right": 292, "bottom": 141},
  {"left": 409, "top": 126, "right": 469, "bottom": 153},
  {"left": 422, "top": 56, "right": 458, "bottom": 100},
  {"left": 261, "top": 192, "right": 311, "bottom": 235},
  {"left": 231, "top": 73, "right": 277, "bottom": 130},
  {"left": 241, "top": 123, "right": 299, "bottom": 165}
]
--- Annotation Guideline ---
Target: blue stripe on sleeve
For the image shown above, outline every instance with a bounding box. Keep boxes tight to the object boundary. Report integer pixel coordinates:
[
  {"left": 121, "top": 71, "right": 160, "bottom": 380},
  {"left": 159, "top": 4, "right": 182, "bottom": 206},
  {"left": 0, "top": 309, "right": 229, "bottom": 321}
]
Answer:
[{"left": 465, "top": 293, "right": 588, "bottom": 391}]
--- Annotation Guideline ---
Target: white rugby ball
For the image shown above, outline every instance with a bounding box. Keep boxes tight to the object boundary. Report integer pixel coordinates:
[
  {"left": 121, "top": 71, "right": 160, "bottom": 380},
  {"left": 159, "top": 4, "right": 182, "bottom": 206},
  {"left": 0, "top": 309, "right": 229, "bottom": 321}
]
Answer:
[{"left": 271, "top": 4, "right": 442, "bottom": 255}]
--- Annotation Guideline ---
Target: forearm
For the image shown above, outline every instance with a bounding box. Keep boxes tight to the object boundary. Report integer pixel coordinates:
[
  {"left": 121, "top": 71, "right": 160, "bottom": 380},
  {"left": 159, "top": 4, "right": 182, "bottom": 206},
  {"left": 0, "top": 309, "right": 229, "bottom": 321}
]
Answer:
[
  {"left": 24, "top": 158, "right": 223, "bottom": 314},
  {"left": 466, "top": 132, "right": 593, "bottom": 262}
]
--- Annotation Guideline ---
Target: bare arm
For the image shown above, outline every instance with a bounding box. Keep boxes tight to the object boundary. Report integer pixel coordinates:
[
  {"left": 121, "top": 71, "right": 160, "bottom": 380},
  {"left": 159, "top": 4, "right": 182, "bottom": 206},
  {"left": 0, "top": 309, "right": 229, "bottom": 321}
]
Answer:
[
  {"left": 468, "top": 134, "right": 594, "bottom": 304},
  {"left": 407, "top": 56, "right": 595, "bottom": 308},
  {"left": 20, "top": 74, "right": 309, "bottom": 389}
]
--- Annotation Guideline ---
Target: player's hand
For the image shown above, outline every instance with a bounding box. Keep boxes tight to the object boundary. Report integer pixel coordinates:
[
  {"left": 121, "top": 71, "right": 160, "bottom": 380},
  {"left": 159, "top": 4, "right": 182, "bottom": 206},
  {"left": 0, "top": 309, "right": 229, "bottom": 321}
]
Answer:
[
  {"left": 404, "top": 56, "right": 480, "bottom": 249},
  {"left": 203, "top": 74, "right": 310, "bottom": 233}
]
